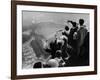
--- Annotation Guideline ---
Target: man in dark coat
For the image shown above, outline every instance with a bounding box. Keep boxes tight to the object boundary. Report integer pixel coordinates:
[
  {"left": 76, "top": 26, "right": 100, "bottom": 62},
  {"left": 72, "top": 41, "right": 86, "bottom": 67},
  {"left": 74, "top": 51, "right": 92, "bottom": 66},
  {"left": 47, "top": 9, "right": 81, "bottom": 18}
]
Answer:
[{"left": 77, "top": 19, "right": 88, "bottom": 56}]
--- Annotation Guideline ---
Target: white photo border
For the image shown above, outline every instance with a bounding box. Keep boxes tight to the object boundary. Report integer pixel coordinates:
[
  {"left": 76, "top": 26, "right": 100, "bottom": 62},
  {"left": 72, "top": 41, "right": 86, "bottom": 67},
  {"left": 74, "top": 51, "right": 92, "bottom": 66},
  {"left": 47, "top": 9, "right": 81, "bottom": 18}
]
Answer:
[{"left": 17, "top": 5, "right": 95, "bottom": 76}]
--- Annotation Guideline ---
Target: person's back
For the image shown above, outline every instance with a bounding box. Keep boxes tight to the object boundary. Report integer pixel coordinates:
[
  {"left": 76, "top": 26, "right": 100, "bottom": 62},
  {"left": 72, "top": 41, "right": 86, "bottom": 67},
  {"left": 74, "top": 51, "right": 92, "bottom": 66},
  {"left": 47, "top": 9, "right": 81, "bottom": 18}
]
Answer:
[
  {"left": 77, "top": 19, "right": 88, "bottom": 56},
  {"left": 77, "top": 19, "right": 88, "bottom": 47},
  {"left": 77, "top": 26, "right": 87, "bottom": 47}
]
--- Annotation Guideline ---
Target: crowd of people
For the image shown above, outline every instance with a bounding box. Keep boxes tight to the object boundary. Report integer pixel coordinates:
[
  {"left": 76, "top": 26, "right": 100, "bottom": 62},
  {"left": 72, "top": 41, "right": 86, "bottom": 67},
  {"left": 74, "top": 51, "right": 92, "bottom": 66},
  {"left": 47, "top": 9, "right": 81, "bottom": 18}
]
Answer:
[
  {"left": 33, "top": 18, "right": 89, "bottom": 68},
  {"left": 23, "top": 18, "right": 89, "bottom": 68}
]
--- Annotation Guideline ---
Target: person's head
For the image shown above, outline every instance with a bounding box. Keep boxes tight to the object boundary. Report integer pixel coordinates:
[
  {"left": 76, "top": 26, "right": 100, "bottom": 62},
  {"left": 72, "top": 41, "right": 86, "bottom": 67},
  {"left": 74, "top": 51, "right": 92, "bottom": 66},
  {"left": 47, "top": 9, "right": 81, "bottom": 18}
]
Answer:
[
  {"left": 72, "top": 22, "right": 77, "bottom": 27},
  {"left": 65, "top": 26, "right": 69, "bottom": 31},
  {"left": 79, "top": 19, "right": 84, "bottom": 26},
  {"left": 33, "top": 62, "right": 42, "bottom": 68},
  {"left": 58, "top": 42, "right": 62, "bottom": 47},
  {"left": 47, "top": 59, "right": 59, "bottom": 67},
  {"left": 55, "top": 50, "right": 62, "bottom": 58}
]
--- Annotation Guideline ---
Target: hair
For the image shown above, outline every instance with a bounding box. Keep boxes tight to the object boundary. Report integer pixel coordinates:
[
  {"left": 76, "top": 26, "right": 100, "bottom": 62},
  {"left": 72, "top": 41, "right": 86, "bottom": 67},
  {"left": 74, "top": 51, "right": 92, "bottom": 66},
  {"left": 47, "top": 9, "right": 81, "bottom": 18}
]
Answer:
[
  {"left": 72, "top": 22, "right": 77, "bottom": 27},
  {"left": 79, "top": 19, "right": 84, "bottom": 26},
  {"left": 65, "top": 26, "right": 69, "bottom": 31},
  {"left": 67, "top": 20, "right": 77, "bottom": 27},
  {"left": 33, "top": 62, "right": 42, "bottom": 68}
]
